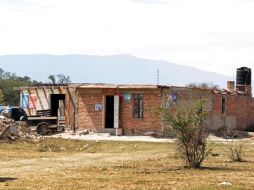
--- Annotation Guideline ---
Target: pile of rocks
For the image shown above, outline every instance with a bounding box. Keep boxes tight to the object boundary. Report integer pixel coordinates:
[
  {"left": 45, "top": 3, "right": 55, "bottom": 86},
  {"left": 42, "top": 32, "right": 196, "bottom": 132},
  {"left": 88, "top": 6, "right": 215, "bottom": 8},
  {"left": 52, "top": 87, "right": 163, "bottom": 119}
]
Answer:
[
  {"left": 211, "top": 127, "right": 251, "bottom": 139},
  {"left": 0, "top": 119, "right": 36, "bottom": 141}
]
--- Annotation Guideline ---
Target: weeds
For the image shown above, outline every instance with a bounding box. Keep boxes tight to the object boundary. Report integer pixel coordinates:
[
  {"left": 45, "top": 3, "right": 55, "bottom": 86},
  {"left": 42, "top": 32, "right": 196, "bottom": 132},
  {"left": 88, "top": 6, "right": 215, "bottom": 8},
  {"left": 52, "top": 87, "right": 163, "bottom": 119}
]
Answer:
[{"left": 224, "top": 140, "right": 245, "bottom": 162}]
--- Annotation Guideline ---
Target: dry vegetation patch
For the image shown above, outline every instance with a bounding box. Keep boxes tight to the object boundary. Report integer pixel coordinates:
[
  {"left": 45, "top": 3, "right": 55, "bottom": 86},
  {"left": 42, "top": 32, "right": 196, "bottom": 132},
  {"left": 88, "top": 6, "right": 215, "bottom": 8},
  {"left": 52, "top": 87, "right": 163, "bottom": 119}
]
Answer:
[{"left": 0, "top": 138, "right": 253, "bottom": 189}]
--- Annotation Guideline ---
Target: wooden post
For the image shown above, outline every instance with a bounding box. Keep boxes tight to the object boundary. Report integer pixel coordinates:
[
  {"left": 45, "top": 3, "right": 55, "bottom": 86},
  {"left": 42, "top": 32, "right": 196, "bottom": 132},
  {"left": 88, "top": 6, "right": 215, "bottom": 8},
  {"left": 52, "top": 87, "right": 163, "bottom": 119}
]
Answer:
[
  {"left": 73, "top": 88, "right": 79, "bottom": 133},
  {"left": 67, "top": 87, "right": 76, "bottom": 132}
]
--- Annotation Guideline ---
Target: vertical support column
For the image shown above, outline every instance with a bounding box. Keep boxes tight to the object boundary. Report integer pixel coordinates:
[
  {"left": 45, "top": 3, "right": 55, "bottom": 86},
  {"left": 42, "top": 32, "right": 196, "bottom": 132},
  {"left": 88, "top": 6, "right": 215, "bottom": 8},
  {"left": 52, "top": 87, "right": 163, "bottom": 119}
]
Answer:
[
  {"left": 20, "top": 90, "right": 23, "bottom": 108},
  {"left": 114, "top": 95, "right": 119, "bottom": 129},
  {"left": 74, "top": 88, "right": 79, "bottom": 133}
]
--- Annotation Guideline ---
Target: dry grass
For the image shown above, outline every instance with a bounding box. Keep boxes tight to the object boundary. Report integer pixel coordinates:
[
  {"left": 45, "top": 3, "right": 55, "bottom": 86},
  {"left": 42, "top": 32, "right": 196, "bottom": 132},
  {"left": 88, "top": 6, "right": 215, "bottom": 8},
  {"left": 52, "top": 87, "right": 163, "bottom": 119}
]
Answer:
[{"left": 0, "top": 137, "right": 254, "bottom": 189}]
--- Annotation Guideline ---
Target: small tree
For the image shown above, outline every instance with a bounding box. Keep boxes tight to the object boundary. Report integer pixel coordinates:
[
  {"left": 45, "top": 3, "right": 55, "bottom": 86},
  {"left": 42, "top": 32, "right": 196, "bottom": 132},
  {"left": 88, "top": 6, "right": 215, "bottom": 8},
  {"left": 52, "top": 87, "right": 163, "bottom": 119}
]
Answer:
[
  {"left": 56, "top": 74, "right": 71, "bottom": 84},
  {"left": 48, "top": 74, "right": 71, "bottom": 84},
  {"left": 186, "top": 82, "right": 219, "bottom": 90},
  {"left": 160, "top": 101, "right": 211, "bottom": 168},
  {"left": 48, "top": 75, "right": 56, "bottom": 84}
]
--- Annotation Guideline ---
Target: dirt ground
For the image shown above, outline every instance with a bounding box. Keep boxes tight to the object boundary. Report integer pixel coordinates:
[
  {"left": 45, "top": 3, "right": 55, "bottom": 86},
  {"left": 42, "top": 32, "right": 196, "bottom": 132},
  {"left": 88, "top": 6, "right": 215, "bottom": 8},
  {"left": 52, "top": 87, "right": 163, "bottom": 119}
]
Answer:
[
  {"left": 50, "top": 130, "right": 175, "bottom": 142},
  {"left": 0, "top": 137, "right": 254, "bottom": 190},
  {"left": 49, "top": 130, "right": 252, "bottom": 143}
]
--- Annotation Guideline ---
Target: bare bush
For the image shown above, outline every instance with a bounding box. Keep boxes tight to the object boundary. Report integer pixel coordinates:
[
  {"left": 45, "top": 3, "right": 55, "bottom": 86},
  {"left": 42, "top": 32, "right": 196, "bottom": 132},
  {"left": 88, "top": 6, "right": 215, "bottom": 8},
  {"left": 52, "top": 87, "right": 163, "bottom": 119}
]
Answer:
[
  {"left": 224, "top": 140, "right": 245, "bottom": 162},
  {"left": 159, "top": 101, "right": 211, "bottom": 168}
]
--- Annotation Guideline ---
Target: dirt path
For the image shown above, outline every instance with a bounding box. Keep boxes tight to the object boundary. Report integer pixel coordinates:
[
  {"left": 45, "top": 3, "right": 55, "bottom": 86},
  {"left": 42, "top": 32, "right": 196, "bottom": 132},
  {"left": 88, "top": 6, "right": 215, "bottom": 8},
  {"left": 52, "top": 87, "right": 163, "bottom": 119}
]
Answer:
[
  {"left": 49, "top": 131, "right": 254, "bottom": 143},
  {"left": 49, "top": 131, "right": 175, "bottom": 142},
  {"left": 0, "top": 151, "right": 159, "bottom": 176}
]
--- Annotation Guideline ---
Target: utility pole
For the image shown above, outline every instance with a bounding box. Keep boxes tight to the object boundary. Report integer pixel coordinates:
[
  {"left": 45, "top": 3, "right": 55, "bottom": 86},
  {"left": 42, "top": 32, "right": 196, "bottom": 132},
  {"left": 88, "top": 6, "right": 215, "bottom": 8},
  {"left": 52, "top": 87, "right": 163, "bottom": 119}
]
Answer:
[{"left": 157, "top": 68, "right": 160, "bottom": 85}]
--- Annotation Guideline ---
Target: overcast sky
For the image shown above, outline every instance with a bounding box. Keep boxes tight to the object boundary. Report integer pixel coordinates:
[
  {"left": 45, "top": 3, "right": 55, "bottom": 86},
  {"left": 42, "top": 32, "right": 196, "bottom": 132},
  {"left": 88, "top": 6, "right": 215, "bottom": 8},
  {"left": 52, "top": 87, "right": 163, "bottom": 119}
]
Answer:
[{"left": 0, "top": 0, "right": 254, "bottom": 76}]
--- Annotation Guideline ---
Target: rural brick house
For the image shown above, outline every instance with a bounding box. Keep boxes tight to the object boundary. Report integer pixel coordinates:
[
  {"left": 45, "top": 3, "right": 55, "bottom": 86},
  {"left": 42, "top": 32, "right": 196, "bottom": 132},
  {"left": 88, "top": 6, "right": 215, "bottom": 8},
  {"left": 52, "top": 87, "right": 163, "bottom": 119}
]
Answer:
[{"left": 18, "top": 67, "right": 254, "bottom": 135}]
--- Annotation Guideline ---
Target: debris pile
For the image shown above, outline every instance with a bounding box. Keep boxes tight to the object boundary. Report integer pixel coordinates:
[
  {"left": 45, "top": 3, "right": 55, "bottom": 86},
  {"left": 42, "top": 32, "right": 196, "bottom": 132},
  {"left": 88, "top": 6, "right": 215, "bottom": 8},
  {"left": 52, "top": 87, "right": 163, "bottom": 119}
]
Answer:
[
  {"left": 211, "top": 127, "right": 251, "bottom": 139},
  {"left": 0, "top": 119, "right": 36, "bottom": 141}
]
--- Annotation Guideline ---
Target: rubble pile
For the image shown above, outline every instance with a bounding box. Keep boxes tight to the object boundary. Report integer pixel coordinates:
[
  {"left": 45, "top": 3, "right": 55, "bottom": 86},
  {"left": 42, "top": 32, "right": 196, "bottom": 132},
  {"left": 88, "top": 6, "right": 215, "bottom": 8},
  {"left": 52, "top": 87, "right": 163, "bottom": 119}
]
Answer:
[
  {"left": 211, "top": 127, "right": 251, "bottom": 139},
  {"left": 0, "top": 119, "right": 36, "bottom": 141}
]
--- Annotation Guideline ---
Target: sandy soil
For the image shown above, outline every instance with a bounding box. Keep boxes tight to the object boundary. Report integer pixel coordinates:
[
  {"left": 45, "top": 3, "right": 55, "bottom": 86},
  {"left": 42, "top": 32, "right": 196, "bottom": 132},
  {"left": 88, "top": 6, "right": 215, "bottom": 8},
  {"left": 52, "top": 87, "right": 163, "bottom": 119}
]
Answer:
[
  {"left": 49, "top": 130, "right": 175, "bottom": 143},
  {"left": 48, "top": 130, "right": 253, "bottom": 143}
]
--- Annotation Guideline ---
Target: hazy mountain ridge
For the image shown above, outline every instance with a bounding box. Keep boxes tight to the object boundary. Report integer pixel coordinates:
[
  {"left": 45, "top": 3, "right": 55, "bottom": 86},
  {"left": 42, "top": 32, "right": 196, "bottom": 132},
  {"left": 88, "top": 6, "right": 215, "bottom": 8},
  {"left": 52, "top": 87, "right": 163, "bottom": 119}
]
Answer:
[{"left": 0, "top": 54, "right": 232, "bottom": 88}]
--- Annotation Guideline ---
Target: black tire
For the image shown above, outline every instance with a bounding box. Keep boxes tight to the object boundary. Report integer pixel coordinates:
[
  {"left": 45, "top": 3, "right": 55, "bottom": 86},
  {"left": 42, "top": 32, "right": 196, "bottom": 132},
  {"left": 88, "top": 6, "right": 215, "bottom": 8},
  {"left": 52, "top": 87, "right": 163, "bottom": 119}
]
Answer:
[{"left": 37, "top": 122, "right": 49, "bottom": 135}]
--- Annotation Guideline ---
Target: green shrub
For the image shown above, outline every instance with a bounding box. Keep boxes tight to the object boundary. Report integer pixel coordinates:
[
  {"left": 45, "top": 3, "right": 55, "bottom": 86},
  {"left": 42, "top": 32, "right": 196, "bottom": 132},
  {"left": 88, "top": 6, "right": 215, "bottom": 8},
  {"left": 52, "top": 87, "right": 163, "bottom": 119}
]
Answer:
[{"left": 159, "top": 100, "right": 211, "bottom": 168}]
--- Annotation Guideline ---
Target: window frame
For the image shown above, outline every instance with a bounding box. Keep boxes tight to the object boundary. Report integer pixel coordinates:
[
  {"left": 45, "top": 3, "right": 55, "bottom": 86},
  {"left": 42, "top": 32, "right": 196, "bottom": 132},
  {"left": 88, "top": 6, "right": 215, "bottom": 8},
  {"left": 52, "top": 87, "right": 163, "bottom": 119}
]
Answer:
[{"left": 133, "top": 94, "right": 144, "bottom": 119}]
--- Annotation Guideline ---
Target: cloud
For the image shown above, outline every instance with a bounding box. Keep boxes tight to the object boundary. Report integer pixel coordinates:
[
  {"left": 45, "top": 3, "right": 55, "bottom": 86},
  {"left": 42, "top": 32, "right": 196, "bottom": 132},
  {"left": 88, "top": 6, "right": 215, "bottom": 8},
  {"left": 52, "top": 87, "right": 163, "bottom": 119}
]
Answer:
[
  {"left": 129, "top": 0, "right": 177, "bottom": 4},
  {"left": 0, "top": 0, "right": 36, "bottom": 6},
  {"left": 205, "top": 32, "right": 254, "bottom": 51},
  {"left": 233, "top": 0, "right": 254, "bottom": 2}
]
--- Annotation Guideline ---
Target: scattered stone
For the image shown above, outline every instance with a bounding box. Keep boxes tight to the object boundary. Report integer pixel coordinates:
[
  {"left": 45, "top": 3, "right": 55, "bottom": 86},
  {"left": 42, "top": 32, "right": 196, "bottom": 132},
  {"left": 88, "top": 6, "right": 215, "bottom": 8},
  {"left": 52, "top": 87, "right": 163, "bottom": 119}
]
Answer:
[
  {"left": 9, "top": 136, "right": 16, "bottom": 141},
  {"left": 83, "top": 144, "right": 89, "bottom": 148},
  {"left": 79, "top": 129, "right": 89, "bottom": 136},
  {"left": 219, "top": 182, "right": 232, "bottom": 186},
  {"left": 59, "top": 147, "right": 66, "bottom": 151},
  {"left": 143, "top": 131, "right": 156, "bottom": 136},
  {"left": 211, "top": 152, "right": 220, "bottom": 157}
]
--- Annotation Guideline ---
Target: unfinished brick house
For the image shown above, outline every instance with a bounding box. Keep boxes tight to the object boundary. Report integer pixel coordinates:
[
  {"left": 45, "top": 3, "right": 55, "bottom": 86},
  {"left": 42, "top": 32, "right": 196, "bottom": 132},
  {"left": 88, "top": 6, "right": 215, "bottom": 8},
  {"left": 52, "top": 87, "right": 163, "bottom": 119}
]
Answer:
[{"left": 18, "top": 67, "right": 254, "bottom": 135}]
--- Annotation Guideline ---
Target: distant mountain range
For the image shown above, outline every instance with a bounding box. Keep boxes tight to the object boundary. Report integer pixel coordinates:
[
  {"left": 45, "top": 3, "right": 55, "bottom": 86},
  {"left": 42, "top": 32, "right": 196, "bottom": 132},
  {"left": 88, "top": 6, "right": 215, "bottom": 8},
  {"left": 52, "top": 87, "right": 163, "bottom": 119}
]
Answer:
[{"left": 0, "top": 54, "right": 233, "bottom": 88}]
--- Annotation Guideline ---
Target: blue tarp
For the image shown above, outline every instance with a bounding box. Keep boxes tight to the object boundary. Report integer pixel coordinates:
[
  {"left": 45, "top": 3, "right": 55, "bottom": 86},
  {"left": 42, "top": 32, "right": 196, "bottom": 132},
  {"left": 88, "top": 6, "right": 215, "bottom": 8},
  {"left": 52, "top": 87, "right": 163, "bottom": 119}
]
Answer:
[{"left": 22, "top": 94, "right": 29, "bottom": 108}]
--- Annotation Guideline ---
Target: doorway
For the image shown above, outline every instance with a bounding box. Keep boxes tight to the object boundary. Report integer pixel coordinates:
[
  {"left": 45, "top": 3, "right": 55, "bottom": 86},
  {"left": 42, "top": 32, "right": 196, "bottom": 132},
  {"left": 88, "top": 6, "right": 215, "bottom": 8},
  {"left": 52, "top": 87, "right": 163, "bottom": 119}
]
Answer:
[
  {"left": 105, "top": 96, "right": 114, "bottom": 128},
  {"left": 50, "top": 94, "right": 65, "bottom": 117}
]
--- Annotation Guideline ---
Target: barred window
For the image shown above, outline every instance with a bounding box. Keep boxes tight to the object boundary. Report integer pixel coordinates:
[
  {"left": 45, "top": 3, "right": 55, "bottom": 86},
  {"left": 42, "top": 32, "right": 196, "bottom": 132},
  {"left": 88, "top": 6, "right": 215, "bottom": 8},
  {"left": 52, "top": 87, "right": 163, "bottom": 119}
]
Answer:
[{"left": 133, "top": 94, "right": 143, "bottom": 118}]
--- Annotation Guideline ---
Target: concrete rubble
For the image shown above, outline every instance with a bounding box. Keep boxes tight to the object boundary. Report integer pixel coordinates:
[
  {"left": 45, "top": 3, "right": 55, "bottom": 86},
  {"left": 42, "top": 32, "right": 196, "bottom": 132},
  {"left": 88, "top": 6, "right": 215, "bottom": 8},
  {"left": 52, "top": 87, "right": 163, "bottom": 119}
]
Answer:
[{"left": 0, "top": 118, "right": 37, "bottom": 141}]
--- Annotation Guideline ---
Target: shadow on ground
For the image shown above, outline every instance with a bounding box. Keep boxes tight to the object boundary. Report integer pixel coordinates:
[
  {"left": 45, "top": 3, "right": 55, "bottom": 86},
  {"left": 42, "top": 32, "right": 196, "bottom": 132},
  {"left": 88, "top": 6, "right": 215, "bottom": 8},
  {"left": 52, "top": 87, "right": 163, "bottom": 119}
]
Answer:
[{"left": 0, "top": 177, "right": 17, "bottom": 182}]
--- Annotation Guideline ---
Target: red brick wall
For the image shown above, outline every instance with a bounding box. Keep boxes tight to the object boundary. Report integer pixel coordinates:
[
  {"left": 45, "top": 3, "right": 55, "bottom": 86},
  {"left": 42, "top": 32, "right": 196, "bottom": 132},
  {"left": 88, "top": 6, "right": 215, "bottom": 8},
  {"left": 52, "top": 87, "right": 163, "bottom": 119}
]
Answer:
[
  {"left": 76, "top": 87, "right": 254, "bottom": 134},
  {"left": 120, "top": 93, "right": 162, "bottom": 135},
  {"left": 235, "top": 96, "right": 254, "bottom": 130},
  {"left": 213, "top": 94, "right": 237, "bottom": 116},
  {"left": 212, "top": 93, "right": 254, "bottom": 130},
  {"left": 76, "top": 89, "right": 163, "bottom": 135},
  {"left": 247, "top": 99, "right": 254, "bottom": 129},
  {"left": 213, "top": 94, "right": 222, "bottom": 115},
  {"left": 77, "top": 93, "right": 103, "bottom": 132}
]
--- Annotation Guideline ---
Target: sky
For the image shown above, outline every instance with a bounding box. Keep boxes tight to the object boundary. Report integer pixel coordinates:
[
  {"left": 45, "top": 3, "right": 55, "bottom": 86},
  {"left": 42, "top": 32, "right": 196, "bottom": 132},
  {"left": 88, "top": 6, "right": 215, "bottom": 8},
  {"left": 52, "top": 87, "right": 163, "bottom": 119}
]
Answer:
[{"left": 0, "top": 0, "right": 254, "bottom": 76}]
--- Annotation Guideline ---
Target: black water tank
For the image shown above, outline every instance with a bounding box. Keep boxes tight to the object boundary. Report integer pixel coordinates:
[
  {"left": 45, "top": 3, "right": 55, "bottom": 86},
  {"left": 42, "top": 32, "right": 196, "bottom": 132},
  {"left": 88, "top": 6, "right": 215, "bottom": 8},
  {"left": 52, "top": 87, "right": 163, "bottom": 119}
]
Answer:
[{"left": 236, "top": 67, "right": 251, "bottom": 85}]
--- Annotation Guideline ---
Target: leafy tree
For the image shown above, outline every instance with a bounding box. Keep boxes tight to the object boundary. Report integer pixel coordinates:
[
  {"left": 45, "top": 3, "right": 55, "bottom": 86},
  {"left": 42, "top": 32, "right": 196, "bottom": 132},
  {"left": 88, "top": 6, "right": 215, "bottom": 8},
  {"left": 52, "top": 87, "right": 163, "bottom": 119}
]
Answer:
[
  {"left": 0, "top": 89, "right": 4, "bottom": 104},
  {"left": 56, "top": 74, "right": 71, "bottom": 84},
  {"left": 48, "top": 74, "right": 71, "bottom": 84},
  {"left": 48, "top": 75, "right": 56, "bottom": 84},
  {"left": 159, "top": 100, "right": 211, "bottom": 168},
  {"left": 0, "top": 69, "right": 36, "bottom": 105}
]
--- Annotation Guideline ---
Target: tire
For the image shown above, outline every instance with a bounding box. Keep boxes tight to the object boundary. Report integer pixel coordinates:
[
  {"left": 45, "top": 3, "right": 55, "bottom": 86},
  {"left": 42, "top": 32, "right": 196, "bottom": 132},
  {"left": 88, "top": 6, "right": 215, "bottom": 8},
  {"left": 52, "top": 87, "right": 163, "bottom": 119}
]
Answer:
[{"left": 37, "top": 122, "right": 49, "bottom": 135}]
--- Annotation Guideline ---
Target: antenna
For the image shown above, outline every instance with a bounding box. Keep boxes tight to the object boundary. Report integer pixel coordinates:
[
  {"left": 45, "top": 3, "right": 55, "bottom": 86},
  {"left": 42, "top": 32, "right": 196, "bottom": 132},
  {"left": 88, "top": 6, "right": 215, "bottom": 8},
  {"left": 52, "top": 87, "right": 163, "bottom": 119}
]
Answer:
[
  {"left": 156, "top": 68, "right": 160, "bottom": 85},
  {"left": 233, "top": 68, "right": 235, "bottom": 82}
]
